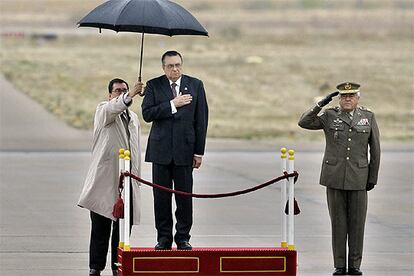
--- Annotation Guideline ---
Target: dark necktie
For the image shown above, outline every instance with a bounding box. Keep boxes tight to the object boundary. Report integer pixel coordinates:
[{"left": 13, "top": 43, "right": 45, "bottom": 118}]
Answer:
[
  {"left": 171, "top": 82, "right": 177, "bottom": 98},
  {"left": 121, "top": 112, "right": 130, "bottom": 140}
]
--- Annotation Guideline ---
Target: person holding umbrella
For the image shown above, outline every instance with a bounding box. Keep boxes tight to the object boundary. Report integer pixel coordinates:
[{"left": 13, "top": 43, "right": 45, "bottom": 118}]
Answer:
[
  {"left": 142, "top": 50, "right": 208, "bottom": 250},
  {"left": 78, "top": 78, "right": 144, "bottom": 276},
  {"left": 298, "top": 82, "right": 381, "bottom": 275}
]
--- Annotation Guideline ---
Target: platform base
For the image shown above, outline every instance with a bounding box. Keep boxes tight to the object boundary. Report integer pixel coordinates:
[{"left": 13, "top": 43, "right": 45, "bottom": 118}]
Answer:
[{"left": 117, "top": 247, "right": 297, "bottom": 276}]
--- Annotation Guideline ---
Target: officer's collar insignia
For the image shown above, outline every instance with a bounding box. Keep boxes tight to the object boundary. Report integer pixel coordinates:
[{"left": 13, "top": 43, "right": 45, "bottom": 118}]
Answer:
[{"left": 357, "top": 118, "right": 369, "bottom": 126}]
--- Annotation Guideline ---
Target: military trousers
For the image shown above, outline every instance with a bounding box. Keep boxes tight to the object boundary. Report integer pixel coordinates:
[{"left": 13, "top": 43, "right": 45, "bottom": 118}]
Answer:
[{"left": 326, "top": 188, "right": 367, "bottom": 269}]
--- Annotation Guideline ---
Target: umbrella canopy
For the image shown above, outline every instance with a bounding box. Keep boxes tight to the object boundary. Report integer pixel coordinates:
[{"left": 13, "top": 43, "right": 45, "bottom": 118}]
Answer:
[
  {"left": 78, "top": 0, "right": 208, "bottom": 36},
  {"left": 78, "top": 0, "right": 208, "bottom": 82}
]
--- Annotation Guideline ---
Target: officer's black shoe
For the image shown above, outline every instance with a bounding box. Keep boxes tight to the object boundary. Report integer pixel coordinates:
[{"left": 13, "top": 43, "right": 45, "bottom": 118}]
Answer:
[
  {"left": 348, "top": 268, "right": 363, "bottom": 275},
  {"left": 154, "top": 242, "right": 172, "bottom": 250},
  {"left": 112, "top": 269, "right": 119, "bottom": 276},
  {"left": 332, "top": 267, "right": 346, "bottom": 275},
  {"left": 89, "top": 269, "right": 101, "bottom": 276},
  {"left": 177, "top": 240, "right": 192, "bottom": 250}
]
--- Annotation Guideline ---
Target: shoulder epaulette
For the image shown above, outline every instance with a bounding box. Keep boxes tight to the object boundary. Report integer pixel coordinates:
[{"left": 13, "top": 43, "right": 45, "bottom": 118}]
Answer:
[
  {"left": 359, "top": 106, "right": 372, "bottom": 112},
  {"left": 326, "top": 106, "right": 340, "bottom": 112}
]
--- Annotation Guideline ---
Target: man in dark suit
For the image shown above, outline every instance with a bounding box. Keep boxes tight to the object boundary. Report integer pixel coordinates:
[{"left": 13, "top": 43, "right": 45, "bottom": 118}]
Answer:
[
  {"left": 298, "top": 82, "right": 380, "bottom": 275},
  {"left": 142, "top": 50, "right": 208, "bottom": 250}
]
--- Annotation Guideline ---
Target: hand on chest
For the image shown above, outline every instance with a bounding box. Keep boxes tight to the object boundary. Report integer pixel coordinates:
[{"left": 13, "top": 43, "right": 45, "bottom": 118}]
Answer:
[{"left": 157, "top": 83, "right": 195, "bottom": 102}]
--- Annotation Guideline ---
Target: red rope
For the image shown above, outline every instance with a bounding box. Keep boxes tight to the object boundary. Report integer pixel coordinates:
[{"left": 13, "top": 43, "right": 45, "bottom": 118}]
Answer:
[{"left": 119, "top": 171, "right": 299, "bottom": 199}]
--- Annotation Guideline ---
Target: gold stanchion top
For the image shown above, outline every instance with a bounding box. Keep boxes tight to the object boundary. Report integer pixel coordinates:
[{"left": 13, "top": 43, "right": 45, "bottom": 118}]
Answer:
[
  {"left": 288, "top": 149, "right": 295, "bottom": 160},
  {"left": 119, "top": 148, "right": 125, "bottom": 159},
  {"left": 281, "top": 147, "right": 287, "bottom": 158}
]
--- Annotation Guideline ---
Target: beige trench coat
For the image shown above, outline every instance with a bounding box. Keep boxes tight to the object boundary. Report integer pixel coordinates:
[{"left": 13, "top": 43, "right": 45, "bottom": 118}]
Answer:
[{"left": 78, "top": 95, "right": 141, "bottom": 223}]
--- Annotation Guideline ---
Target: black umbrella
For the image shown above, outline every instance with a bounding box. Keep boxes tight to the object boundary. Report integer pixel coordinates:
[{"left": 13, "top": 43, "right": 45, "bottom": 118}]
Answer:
[{"left": 78, "top": 0, "right": 208, "bottom": 82}]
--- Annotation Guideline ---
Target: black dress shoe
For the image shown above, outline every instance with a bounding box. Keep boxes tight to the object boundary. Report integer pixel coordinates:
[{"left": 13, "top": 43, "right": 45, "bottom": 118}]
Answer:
[
  {"left": 332, "top": 267, "right": 346, "bottom": 275},
  {"left": 89, "top": 269, "right": 101, "bottom": 276},
  {"left": 154, "top": 242, "right": 172, "bottom": 250},
  {"left": 177, "top": 240, "right": 192, "bottom": 250},
  {"left": 348, "top": 268, "right": 363, "bottom": 275},
  {"left": 112, "top": 269, "right": 119, "bottom": 276}
]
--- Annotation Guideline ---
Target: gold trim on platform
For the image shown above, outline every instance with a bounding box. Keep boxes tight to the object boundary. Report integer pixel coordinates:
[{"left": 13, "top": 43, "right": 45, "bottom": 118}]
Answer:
[
  {"left": 220, "top": 256, "right": 286, "bottom": 273},
  {"left": 133, "top": 257, "right": 200, "bottom": 273}
]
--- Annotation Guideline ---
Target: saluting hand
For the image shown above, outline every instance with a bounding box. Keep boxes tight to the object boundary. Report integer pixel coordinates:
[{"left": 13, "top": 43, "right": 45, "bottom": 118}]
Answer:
[
  {"left": 318, "top": 91, "right": 340, "bottom": 107},
  {"left": 173, "top": 94, "right": 192, "bottom": 108}
]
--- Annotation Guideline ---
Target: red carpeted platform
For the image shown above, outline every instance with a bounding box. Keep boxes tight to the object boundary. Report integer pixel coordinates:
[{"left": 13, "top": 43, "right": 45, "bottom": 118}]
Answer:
[{"left": 117, "top": 247, "right": 297, "bottom": 276}]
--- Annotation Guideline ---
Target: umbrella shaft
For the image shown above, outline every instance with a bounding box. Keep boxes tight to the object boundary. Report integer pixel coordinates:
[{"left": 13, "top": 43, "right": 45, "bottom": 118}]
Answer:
[{"left": 138, "top": 33, "right": 145, "bottom": 81}]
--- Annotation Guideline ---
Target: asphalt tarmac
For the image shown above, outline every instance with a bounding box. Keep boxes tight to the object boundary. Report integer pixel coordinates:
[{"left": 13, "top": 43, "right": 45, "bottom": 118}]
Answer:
[{"left": 1, "top": 76, "right": 413, "bottom": 276}]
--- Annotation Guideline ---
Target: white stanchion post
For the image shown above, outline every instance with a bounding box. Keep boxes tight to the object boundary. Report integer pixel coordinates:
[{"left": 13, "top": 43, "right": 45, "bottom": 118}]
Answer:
[
  {"left": 118, "top": 148, "right": 125, "bottom": 249},
  {"left": 288, "top": 149, "right": 295, "bottom": 250},
  {"left": 280, "top": 148, "right": 288, "bottom": 248},
  {"left": 123, "top": 150, "right": 131, "bottom": 251}
]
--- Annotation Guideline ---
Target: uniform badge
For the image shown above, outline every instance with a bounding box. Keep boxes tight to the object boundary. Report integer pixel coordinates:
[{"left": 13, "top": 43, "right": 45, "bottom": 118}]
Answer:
[
  {"left": 333, "top": 118, "right": 343, "bottom": 127},
  {"left": 357, "top": 118, "right": 369, "bottom": 126}
]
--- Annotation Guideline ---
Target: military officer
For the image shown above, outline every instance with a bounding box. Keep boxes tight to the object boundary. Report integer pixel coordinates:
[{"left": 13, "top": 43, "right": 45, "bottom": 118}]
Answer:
[{"left": 298, "top": 82, "right": 381, "bottom": 275}]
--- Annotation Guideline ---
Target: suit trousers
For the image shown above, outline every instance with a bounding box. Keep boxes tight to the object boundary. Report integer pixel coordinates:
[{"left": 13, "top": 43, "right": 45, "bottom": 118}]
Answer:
[
  {"left": 326, "top": 188, "right": 367, "bottom": 269},
  {"left": 89, "top": 211, "right": 119, "bottom": 271},
  {"left": 89, "top": 189, "right": 133, "bottom": 271},
  {"left": 152, "top": 162, "right": 193, "bottom": 245}
]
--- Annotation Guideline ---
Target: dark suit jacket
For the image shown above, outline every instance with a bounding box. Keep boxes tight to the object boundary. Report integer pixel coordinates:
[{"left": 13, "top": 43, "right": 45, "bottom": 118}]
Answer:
[
  {"left": 298, "top": 105, "right": 380, "bottom": 190},
  {"left": 142, "top": 74, "right": 208, "bottom": 166}
]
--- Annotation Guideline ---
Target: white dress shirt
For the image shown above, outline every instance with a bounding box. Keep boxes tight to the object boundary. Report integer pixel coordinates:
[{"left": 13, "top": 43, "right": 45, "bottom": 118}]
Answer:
[{"left": 169, "top": 77, "right": 182, "bottom": 114}]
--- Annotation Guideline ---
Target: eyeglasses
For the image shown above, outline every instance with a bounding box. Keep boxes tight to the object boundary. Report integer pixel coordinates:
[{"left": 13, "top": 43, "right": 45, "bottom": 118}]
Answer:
[
  {"left": 112, "top": 88, "right": 128, "bottom": 94},
  {"left": 164, "top": 63, "right": 182, "bottom": 70}
]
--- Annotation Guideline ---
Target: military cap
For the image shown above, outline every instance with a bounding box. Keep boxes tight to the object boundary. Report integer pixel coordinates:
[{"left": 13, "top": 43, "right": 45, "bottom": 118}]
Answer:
[{"left": 336, "top": 82, "right": 360, "bottom": 94}]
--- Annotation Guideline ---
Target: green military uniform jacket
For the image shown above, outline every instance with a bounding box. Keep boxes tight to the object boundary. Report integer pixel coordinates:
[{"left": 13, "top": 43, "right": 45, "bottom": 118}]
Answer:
[{"left": 298, "top": 105, "right": 380, "bottom": 190}]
